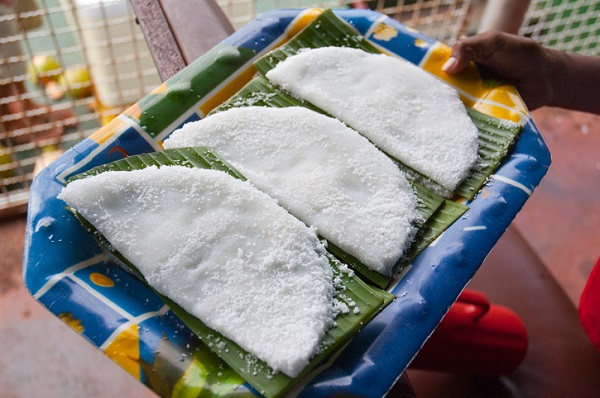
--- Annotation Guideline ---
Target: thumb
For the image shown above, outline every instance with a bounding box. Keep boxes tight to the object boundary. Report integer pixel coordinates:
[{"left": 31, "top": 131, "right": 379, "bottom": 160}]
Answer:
[
  {"left": 442, "top": 39, "right": 474, "bottom": 74},
  {"left": 442, "top": 31, "right": 507, "bottom": 74}
]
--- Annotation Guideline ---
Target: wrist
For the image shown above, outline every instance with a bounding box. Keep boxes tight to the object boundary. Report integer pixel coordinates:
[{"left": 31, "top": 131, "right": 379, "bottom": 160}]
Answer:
[
  {"left": 545, "top": 48, "right": 600, "bottom": 114},
  {"left": 546, "top": 48, "right": 573, "bottom": 109}
]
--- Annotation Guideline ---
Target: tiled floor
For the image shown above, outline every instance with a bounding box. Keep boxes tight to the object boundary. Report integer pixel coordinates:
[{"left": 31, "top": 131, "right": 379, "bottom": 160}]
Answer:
[
  {"left": 515, "top": 106, "right": 600, "bottom": 306},
  {"left": 0, "top": 215, "right": 154, "bottom": 398},
  {"left": 0, "top": 106, "right": 598, "bottom": 396}
]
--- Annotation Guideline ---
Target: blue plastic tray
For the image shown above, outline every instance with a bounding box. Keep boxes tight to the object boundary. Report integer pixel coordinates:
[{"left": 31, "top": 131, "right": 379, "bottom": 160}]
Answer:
[{"left": 24, "top": 8, "right": 550, "bottom": 397}]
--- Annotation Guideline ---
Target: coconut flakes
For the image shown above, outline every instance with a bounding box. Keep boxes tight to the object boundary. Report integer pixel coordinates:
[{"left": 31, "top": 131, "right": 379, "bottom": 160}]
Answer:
[
  {"left": 265, "top": 46, "right": 480, "bottom": 192},
  {"left": 163, "top": 106, "right": 421, "bottom": 276},
  {"left": 59, "top": 166, "right": 336, "bottom": 378}
]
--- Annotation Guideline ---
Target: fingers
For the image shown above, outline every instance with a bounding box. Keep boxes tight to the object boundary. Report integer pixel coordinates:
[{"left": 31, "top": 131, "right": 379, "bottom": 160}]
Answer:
[
  {"left": 442, "top": 37, "right": 477, "bottom": 74},
  {"left": 441, "top": 55, "right": 465, "bottom": 74},
  {"left": 442, "top": 31, "right": 508, "bottom": 75},
  {"left": 440, "top": 31, "right": 560, "bottom": 111}
]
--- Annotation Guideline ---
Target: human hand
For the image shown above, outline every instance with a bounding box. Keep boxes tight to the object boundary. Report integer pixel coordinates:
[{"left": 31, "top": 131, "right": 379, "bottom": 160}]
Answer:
[{"left": 442, "top": 31, "right": 555, "bottom": 110}]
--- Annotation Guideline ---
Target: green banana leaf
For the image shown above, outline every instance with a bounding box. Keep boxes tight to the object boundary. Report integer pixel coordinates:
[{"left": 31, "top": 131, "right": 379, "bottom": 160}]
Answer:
[
  {"left": 212, "top": 75, "right": 470, "bottom": 288},
  {"left": 252, "top": 8, "right": 522, "bottom": 201},
  {"left": 253, "top": 9, "right": 381, "bottom": 75},
  {"left": 66, "top": 147, "right": 395, "bottom": 398},
  {"left": 67, "top": 147, "right": 245, "bottom": 183},
  {"left": 454, "top": 108, "right": 522, "bottom": 199},
  {"left": 404, "top": 199, "right": 469, "bottom": 262}
]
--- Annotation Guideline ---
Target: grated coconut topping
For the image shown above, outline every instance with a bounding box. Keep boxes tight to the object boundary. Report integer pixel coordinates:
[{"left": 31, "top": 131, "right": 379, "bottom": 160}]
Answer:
[
  {"left": 265, "top": 46, "right": 480, "bottom": 192},
  {"left": 163, "top": 106, "right": 421, "bottom": 276},
  {"left": 59, "top": 166, "right": 336, "bottom": 378}
]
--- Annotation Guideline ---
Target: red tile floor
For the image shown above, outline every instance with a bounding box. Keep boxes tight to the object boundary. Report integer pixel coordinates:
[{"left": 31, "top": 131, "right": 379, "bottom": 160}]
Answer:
[
  {"left": 0, "top": 106, "right": 599, "bottom": 397},
  {"left": 515, "top": 106, "right": 600, "bottom": 306}
]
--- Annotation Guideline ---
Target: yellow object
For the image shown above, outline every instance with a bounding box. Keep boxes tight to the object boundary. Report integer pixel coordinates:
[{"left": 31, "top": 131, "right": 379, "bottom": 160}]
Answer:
[
  {"left": 421, "top": 43, "right": 528, "bottom": 124},
  {"left": 198, "top": 66, "right": 257, "bottom": 116},
  {"left": 58, "top": 312, "right": 85, "bottom": 334},
  {"left": 172, "top": 357, "right": 207, "bottom": 398},
  {"left": 0, "top": 146, "right": 14, "bottom": 180},
  {"left": 28, "top": 55, "right": 62, "bottom": 86},
  {"left": 105, "top": 324, "right": 142, "bottom": 380},
  {"left": 88, "top": 116, "right": 128, "bottom": 144},
  {"left": 373, "top": 24, "right": 399, "bottom": 41},
  {"left": 90, "top": 97, "right": 126, "bottom": 126},
  {"left": 59, "top": 66, "right": 95, "bottom": 99},
  {"left": 89, "top": 272, "right": 115, "bottom": 288}
]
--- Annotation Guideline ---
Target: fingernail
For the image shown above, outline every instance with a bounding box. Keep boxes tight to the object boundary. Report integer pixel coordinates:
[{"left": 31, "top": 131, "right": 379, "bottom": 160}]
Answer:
[{"left": 442, "top": 56, "right": 457, "bottom": 72}]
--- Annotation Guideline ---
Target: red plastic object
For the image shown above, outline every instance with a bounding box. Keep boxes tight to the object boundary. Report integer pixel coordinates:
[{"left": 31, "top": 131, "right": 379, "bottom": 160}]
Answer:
[
  {"left": 409, "top": 289, "right": 528, "bottom": 375},
  {"left": 579, "top": 257, "right": 600, "bottom": 353}
]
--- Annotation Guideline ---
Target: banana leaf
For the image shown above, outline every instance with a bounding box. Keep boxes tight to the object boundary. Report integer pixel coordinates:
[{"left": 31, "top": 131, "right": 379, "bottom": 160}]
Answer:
[
  {"left": 65, "top": 148, "right": 395, "bottom": 398},
  {"left": 253, "top": 9, "right": 381, "bottom": 76},
  {"left": 404, "top": 199, "right": 469, "bottom": 262},
  {"left": 67, "top": 147, "right": 246, "bottom": 183},
  {"left": 454, "top": 108, "right": 522, "bottom": 199},
  {"left": 253, "top": 9, "right": 522, "bottom": 201},
  {"left": 212, "top": 75, "right": 471, "bottom": 288}
]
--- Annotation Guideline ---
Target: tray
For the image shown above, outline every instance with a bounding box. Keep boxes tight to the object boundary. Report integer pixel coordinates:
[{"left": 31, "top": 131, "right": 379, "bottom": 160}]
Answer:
[{"left": 23, "top": 8, "right": 551, "bottom": 398}]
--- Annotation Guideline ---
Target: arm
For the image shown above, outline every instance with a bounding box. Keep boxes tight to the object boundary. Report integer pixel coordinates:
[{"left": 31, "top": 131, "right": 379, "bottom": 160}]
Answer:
[{"left": 442, "top": 31, "right": 600, "bottom": 114}]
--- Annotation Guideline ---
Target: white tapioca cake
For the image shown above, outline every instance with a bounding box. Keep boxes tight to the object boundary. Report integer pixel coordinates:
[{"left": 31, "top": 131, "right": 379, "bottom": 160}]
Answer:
[
  {"left": 59, "top": 166, "right": 336, "bottom": 378},
  {"left": 265, "top": 46, "right": 480, "bottom": 192},
  {"left": 163, "top": 106, "right": 421, "bottom": 276}
]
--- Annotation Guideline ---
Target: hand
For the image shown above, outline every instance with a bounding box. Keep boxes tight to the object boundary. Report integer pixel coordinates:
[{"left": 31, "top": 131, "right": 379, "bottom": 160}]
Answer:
[{"left": 442, "top": 31, "right": 555, "bottom": 111}]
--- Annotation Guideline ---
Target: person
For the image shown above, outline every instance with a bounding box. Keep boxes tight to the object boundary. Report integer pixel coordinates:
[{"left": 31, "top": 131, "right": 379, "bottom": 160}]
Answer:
[
  {"left": 442, "top": 30, "right": 600, "bottom": 114},
  {"left": 442, "top": 30, "right": 600, "bottom": 353},
  {"left": 0, "top": 0, "right": 76, "bottom": 146}
]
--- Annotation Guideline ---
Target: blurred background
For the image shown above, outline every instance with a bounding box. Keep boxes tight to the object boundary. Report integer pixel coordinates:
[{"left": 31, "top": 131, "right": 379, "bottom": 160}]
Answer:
[
  {"left": 1, "top": 1, "right": 599, "bottom": 397},
  {"left": 2, "top": 0, "right": 598, "bottom": 216}
]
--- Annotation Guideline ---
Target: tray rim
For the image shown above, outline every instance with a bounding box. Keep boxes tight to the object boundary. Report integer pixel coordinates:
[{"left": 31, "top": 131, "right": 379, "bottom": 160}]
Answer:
[{"left": 23, "top": 8, "right": 551, "bottom": 398}]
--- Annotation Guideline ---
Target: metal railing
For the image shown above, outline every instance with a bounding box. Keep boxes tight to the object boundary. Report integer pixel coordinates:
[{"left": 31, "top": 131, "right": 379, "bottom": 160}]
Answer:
[
  {"left": 0, "top": 0, "right": 161, "bottom": 216},
  {"left": 1, "top": 0, "right": 598, "bottom": 216}
]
